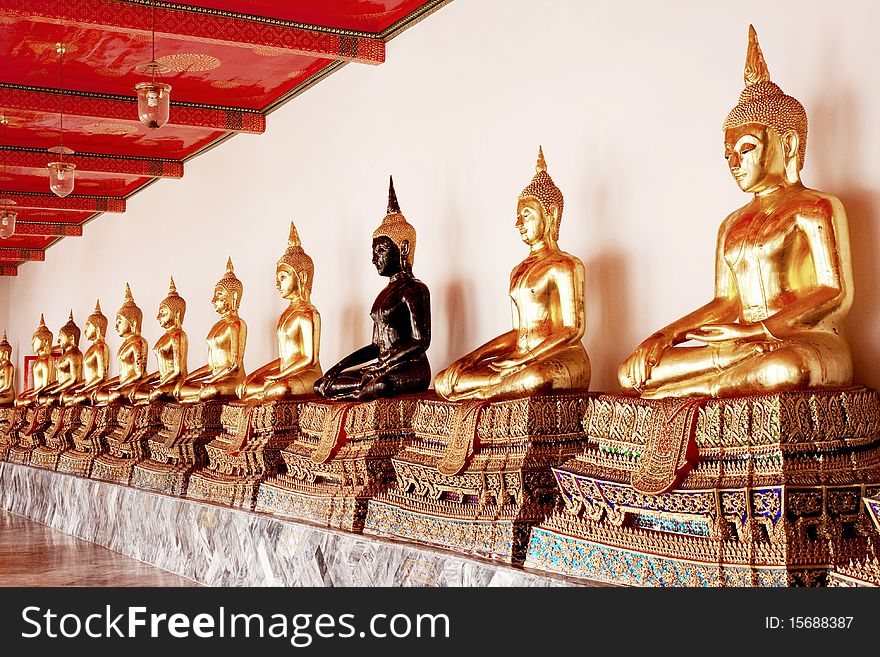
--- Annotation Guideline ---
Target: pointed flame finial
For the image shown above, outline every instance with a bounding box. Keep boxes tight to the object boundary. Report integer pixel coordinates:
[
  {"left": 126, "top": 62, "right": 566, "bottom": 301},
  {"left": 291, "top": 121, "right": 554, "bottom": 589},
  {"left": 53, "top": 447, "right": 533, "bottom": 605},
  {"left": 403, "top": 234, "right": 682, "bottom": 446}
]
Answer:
[
  {"left": 387, "top": 175, "right": 401, "bottom": 215},
  {"left": 94, "top": 299, "right": 102, "bottom": 314},
  {"left": 288, "top": 222, "right": 301, "bottom": 247},
  {"left": 68, "top": 308, "right": 74, "bottom": 321},
  {"left": 744, "top": 24, "right": 771, "bottom": 86},
  {"left": 124, "top": 282, "right": 134, "bottom": 303},
  {"left": 536, "top": 145, "right": 547, "bottom": 174},
  {"left": 1, "top": 330, "right": 7, "bottom": 342},
  {"left": 39, "top": 313, "right": 46, "bottom": 327},
  {"left": 226, "top": 257, "right": 234, "bottom": 273},
  {"left": 169, "top": 276, "right": 177, "bottom": 294}
]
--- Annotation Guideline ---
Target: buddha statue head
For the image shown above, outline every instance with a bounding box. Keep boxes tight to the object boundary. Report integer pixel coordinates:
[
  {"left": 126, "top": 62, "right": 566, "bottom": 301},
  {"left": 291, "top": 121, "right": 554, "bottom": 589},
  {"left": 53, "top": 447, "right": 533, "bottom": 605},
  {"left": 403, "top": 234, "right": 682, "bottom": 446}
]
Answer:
[
  {"left": 517, "top": 146, "right": 564, "bottom": 245},
  {"left": 722, "top": 25, "right": 806, "bottom": 193},
  {"left": 212, "top": 257, "right": 243, "bottom": 315},
  {"left": 58, "top": 310, "right": 81, "bottom": 351},
  {"left": 276, "top": 222, "right": 314, "bottom": 302},
  {"left": 32, "top": 314, "right": 53, "bottom": 355},
  {"left": 116, "top": 283, "right": 143, "bottom": 337},
  {"left": 158, "top": 277, "right": 186, "bottom": 329},
  {"left": 85, "top": 299, "right": 108, "bottom": 342},
  {"left": 0, "top": 330, "right": 11, "bottom": 365},
  {"left": 372, "top": 175, "right": 417, "bottom": 277}
]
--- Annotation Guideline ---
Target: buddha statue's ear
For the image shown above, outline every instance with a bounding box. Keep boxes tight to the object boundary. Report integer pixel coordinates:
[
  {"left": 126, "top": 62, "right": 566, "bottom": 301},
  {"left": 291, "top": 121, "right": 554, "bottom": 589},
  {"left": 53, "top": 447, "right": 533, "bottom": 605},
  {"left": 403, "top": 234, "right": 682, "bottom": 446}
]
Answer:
[
  {"left": 782, "top": 129, "right": 801, "bottom": 181},
  {"left": 297, "top": 268, "right": 310, "bottom": 293},
  {"left": 400, "top": 239, "right": 411, "bottom": 265}
]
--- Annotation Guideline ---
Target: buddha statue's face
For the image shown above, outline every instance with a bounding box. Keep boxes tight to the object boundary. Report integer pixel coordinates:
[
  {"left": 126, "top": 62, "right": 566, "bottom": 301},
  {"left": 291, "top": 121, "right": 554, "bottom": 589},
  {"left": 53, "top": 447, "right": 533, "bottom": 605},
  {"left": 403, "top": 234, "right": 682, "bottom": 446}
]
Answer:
[
  {"left": 516, "top": 197, "right": 549, "bottom": 245},
  {"left": 212, "top": 285, "right": 236, "bottom": 315},
  {"left": 32, "top": 335, "right": 47, "bottom": 355},
  {"left": 115, "top": 313, "right": 133, "bottom": 337},
  {"left": 724, "top": 123, "right": 787, "bottom": 194},
  {"left": 157, "top": 304, "right": 178, "bottom": 330},
  {"left": 0, "top": 349, "right": 9, "bottom": 365},
  {"left": 276, "top": 265, "right": 301, "bottom": 300},
  {"left": 58, "top": 331, "right": 72, "bottom": 350},
  {"left": 372, "top": 236, "right": 402, "bottom": 278},
  {"left": 84, "top": 321, "right": 97, "bottom": 341}
]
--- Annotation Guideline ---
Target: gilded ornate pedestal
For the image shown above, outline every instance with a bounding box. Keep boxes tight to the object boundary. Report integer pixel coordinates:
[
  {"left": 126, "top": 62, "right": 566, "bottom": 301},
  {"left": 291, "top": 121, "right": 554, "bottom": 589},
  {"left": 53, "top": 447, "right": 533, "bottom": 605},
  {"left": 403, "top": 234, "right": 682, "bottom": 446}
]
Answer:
[
  {"left": 829, "top": 495, "right": 880, "bottom": 587},
  {"left": 30, "top": 405, "right": 84, "bottom": 470},
  {"left": 525, "top": 388, "right": 880, "bottom": 586},
  {"left": 365, "top": 393, "right": 593, "bottom": 562},
  {"left": 56, "top": 405, "right": 117, "bottom": 477},
  {"left": 256, "top": 396, "right": 420, "bottom": 531},
  {"left": 131, "top": 402, "right": 224, "bottom": 496},
  {"left": 186, "top": 400, "right": 307, "bottom": 509},
  {"left": 7, "top": 404, "right": 54, "bottom": 465},
  {"left": 91, "top": 403, "right": 162, "bottom": 485},
  {"left": 0, "top": 407, "right": 27, "bottom": 461}
]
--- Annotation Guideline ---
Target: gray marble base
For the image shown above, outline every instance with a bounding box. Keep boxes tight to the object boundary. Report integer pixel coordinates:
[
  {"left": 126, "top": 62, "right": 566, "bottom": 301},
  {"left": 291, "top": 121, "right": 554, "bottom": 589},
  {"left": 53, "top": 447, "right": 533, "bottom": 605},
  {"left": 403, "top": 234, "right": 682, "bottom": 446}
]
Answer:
[{"left": 0, "top": 461, "right": 582, "bottom": 587}]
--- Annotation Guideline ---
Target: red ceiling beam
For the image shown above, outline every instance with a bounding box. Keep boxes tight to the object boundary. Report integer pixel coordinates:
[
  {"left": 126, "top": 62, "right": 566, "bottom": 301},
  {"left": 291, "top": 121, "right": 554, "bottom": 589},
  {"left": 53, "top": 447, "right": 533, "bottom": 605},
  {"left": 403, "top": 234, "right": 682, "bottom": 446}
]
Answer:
[
  {"left": 0, "top": 248, "right": 45, "bottom": 262},
  {"left": 3, "top": 0, "right": 384, "bottom": 64},
  {"left": 0, "top": 85, "right": 266, "bottom": 134},
  {"left": 0, "top": 193, "right": 125, "bottom": 213},
  {"left": 12, "top": 222, "right": 83, "bottom": 237},
  {"left": 0, "top": 266, "right": 17, "bottom": 276},
  {"left": 0, "top": 148, "right": 183, "bottom": 179}
]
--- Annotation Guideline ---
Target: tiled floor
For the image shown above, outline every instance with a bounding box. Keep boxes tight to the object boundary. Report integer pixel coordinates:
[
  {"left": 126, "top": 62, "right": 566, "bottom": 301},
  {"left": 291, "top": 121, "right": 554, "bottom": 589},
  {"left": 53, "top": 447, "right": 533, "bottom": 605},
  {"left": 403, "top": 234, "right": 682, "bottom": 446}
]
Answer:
[{"left": 0, "top": 510, "right": 198, "bottom": 586}]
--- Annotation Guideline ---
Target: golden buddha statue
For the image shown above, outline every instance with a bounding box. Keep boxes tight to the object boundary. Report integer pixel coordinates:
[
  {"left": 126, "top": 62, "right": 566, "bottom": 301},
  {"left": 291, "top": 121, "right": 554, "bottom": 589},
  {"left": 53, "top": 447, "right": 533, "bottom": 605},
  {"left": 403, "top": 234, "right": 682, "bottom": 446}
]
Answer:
[
  {"left": 62, "top": 300, "right": 111, "bottom": 405},
  {"left": 14, "top": 315, "right": 56, "bottom": 407},
  {"left": 314, "top": 177, "right": 431, "bottom": 401},
  {"left": 175, "top": 258, "right": 247, "bottom": 404},
  {"left": 39, "top": 311, "right": 83, "bottom": 404},
  {"left": 434, "top": 148, "right": 591, "bottom": 401},
  {"left": 0, "top": 331, "right": 15, "bottom": 406},
  {"left": 618, "top": 25, "right": 853, "bottom": 399},
  {"left": 237, "top": 223, "right": 322, "bottom": 401},
  {"left": 131, "top": 277, "right": 189, "bottom": 404},
  {"left": 93, "top": 284, "right": 151, "bottom": 405}
]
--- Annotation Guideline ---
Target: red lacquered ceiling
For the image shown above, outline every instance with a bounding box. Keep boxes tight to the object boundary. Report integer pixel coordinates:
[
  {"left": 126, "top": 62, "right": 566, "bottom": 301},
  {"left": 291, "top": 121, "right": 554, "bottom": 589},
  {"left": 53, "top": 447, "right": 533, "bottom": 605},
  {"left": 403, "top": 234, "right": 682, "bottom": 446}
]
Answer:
[{"left": 0, "top": 0, "right": 451, "bottom": 274}]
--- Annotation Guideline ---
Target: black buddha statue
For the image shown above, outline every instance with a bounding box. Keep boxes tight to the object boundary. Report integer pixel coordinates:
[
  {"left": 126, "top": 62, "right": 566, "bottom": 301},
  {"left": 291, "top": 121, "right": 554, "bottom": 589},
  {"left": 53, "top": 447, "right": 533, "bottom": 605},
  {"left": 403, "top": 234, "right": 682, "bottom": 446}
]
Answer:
[{"left": 315, "top": 176, "right": 431, "bottom": 401}]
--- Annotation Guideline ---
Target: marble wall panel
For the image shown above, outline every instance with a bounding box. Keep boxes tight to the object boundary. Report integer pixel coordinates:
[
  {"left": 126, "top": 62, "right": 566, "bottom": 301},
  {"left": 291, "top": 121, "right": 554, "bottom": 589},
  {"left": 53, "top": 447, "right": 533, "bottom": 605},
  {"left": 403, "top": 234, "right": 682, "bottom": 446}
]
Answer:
[{"left": 0, "top": 462, "right": 580, "bottom": 587}]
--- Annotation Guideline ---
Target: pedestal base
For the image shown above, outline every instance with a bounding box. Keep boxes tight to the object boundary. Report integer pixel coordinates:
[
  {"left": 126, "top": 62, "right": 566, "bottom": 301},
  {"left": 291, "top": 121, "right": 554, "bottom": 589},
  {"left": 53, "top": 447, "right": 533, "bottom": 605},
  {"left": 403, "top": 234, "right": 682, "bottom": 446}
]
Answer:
[
  {"left": 7, "top": 403, "right": 54, "bottom": 465},
  {"left": 131, "top": 402, "right": 223, "bottom": 496},
  {"left": 366, "top": 393, "right": 592, "bottom": 563},
  {"left": 186, "top": 399, "right": 306, "bottom": 509},
  {"left": 257, "top": 396, "right": 419, "bottom": 531},
  {"left": 92, "top": 404, "right": 163, "bottom": 485},
  {"left": 525, "top": 388, "right": 880, "bottom": 586},
  {"left": 0, "top": 406, "right": 27, "bottom": 460},
  {"left": 30, "top": 405, "right": 83, "bottom": 470},
  {"left": 57, "top": 405, "right": 115, "bottom": 477}
]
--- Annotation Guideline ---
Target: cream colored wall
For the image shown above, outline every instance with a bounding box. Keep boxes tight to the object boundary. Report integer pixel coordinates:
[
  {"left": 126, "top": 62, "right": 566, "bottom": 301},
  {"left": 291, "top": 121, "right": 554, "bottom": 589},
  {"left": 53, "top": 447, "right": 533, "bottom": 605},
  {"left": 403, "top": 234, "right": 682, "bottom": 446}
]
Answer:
[{"left": 4, "top": 0, "right": 880, "bottom": 393}]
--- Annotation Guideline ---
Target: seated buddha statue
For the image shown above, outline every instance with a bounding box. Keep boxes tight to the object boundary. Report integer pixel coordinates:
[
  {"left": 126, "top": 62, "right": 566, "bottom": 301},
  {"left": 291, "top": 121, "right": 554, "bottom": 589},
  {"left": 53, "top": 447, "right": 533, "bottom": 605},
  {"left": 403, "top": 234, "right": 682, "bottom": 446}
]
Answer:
[
  {"left": 93, "top": 284, "right": 151, "bottom": 405},
  {"left": 62, "top": 300, "right": 111, "bottom": 405},
  {"left": 0, "top": 331, "right": 15, "bottom": 406},
  {"left": 39, "top": 311, "right": 83, "bottom": 404},
  {"left": 131, "top": 278, "right": 188, "bottom": 404},
  {"left": 174, "top": 258, "right": 247, "bottom": 404},
  {"left": 434, "top": 148, "right": 591, "bottom": 401},
  {"left": 618, "top": 26, "right": 853, "bottom": 399},
  {"left": 14, "top": 315, "right": 56, "bottom": 407},
  {"left": 237, "top": 223, "right": 322, "bottom": 401},
  {"left": 315, "top": 177, "right": 431, "bottom": 401}
]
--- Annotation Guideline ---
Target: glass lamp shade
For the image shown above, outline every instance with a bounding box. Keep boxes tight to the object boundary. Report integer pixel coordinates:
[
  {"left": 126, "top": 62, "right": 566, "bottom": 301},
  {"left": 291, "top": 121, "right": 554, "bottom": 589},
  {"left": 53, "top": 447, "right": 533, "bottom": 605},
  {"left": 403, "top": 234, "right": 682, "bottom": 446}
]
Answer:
[
  {"left": 48, "top": 161, "right": 76, "bottom": 197},
  {"left": 135, "top": 81, "right": 172, "bottom": 129},
  {"left": 0, "top": 208, "right": 16, "bottom": 239}
]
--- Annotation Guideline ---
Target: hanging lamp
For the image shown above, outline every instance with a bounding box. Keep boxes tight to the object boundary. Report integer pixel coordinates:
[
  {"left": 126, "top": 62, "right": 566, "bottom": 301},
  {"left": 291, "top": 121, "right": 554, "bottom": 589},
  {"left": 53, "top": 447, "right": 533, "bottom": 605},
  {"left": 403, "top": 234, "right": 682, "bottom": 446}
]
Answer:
[
  {"left": 47, "top": 43, "right": 75, "bottom": 198},
  {"left": 0, "top": 115, "right": 16, "bottom": 239},
  {"left": 134, "top": 0, "right": 171, "bottom": 129}
]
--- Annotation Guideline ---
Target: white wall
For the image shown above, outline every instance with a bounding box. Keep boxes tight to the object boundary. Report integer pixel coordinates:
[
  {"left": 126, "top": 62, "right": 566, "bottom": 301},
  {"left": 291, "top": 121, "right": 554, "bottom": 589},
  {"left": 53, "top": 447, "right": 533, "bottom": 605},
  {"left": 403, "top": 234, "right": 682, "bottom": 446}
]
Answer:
[{"left": 4, "top": 0, "right": 880, "bottom": 393}]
